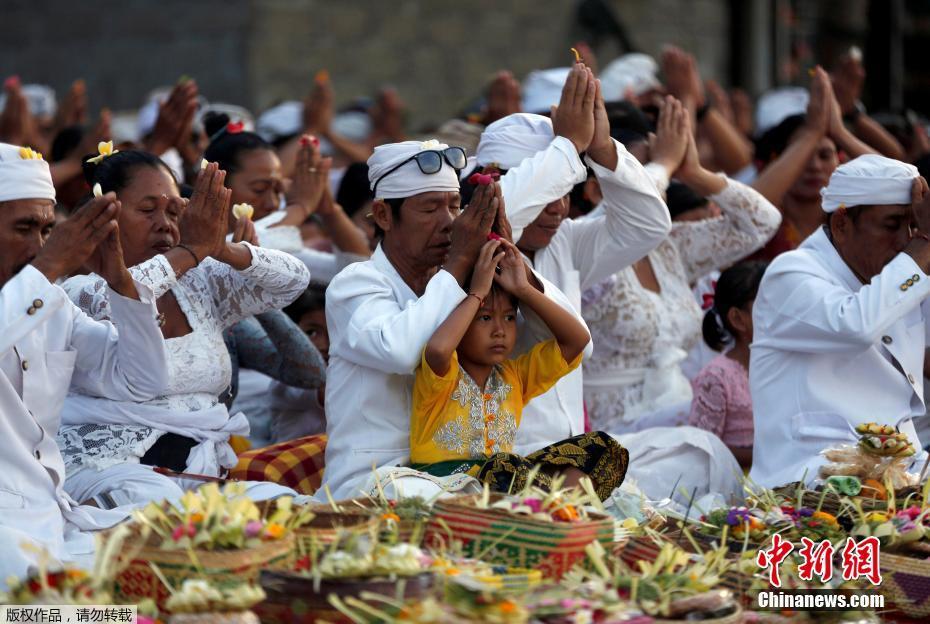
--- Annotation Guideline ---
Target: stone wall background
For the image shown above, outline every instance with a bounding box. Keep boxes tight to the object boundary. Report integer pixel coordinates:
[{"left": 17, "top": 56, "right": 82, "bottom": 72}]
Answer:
[{"left": 0, "top": 0, "right": 731, "bottom": 130}]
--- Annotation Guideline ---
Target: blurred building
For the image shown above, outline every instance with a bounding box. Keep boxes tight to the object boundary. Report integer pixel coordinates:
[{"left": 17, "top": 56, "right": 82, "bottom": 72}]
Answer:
[{"left": 0, "top": 0, "right": 925, "bottom": 130}]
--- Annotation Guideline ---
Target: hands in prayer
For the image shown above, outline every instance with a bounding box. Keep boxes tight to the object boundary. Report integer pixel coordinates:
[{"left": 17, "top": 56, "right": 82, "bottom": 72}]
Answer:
[
  {"left": 282, "top": 136, "right": 331, "bottom": 226},
  {"left": 469, "top": 239, "right": 506, "bottom": 299},
  {"left": 179, "top": 162, "right": 232, "bottom": 262},
  {"left": 493, "top": 239, "right": 532, "bottom": 298},
  {"left": 484, "top": 70, "right": 522, "bottom": 125},
  {"left": 32, "top": 193, "right": 133, "bottom": 295},
  {"left": 551, "top": 63, "right": 596, "bottom": 154},
  {"left": 144, "top": 79, "right": 199, "bottom": 157}
]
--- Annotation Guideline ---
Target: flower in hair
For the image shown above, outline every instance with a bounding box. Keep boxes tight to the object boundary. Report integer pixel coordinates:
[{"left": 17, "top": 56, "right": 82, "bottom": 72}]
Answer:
[
  {"left": 18, "top": 147, "right": 43, "bottom": 160},
  {"left": 86, "top": 141, "right": 118, "bottom": 164},
  {"left": 92, "top": 183, "right": 103, "bottom": 198},
  {"left": 226, "top": 121, "right": 245, "bottom": 134},
  {"left": 701, "top": 280, "right": 718, "bottom": 311}
]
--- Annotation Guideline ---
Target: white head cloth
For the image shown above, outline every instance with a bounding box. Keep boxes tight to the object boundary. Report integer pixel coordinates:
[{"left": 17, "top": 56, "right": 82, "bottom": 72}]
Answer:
[
  {"left": 367, "top": 139, "right": 461, "bottom": 200},
  {"left": 0, "top": 84, "right": 57, "bottom": 119},
  {"left": 820, "top": 154, "right": 918, "bottom": 213},
  {"left": 476, "top": 113, "right": 554, "bottom": 170},
  {"left": 0, "top": 143, "right": 56, "bottom": 203},
  {"left": 521, "top": 68, "right": 570, "bottom": 114},
  {"left": 256, "top": 101, "right": 303, "bottom": 143},
  {"left": 600, "top": 53, "right": 660, "bottom": 102},
  {"left": 755, "top": 87, "right": 809, "bottom": 136}
]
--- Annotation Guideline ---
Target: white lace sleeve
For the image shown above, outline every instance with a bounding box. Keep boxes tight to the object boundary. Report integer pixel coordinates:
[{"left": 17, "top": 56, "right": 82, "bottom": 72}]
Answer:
[
  {"left": 62, "top": 255, "right": 179, "bottom": 321},
  {"left": 669, "top": 177, "right": 782, "bottom": 284},
  {"left": 198, "top": 242, "right": 311, "bottom": 329}
]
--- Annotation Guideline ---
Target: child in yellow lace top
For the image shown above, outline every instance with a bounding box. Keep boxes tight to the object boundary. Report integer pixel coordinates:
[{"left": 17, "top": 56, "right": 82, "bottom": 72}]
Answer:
[{"left": 410, "top": 238, "right": 627, "bottom": 498}]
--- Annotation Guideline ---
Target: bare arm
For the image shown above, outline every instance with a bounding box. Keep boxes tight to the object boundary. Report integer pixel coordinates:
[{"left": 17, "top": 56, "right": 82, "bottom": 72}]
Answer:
[
  {"left": 751, "top": 67, "right": 833, "bottom": 206},
  {"left": 424, "top": 240, "right": 504, "bottom": 376},
  {"left": 495, "top": 240, "right": 590, "bottom": 362},
  {"left": 699, "top": 108, "right": 753, "bottom": 174},
  {"left": 315, "top": 189, "right": 371, "bottom": 256}
]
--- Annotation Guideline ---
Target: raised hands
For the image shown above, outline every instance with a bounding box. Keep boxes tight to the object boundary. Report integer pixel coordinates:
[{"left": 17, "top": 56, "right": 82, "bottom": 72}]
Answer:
[
  {"left": 551, "top": 63, "right": 597, "bottom": 154},
  {"left": 470, "top": 239, "right": 506, "bottom": 299},
  {"left": 370, "top": 87, "right": 406, "bottom": 143},
  {"left": 649, "top": 95, "right": 689, "bottom": 173},
  {"left": 179, "top": 163, "right": 231, "bottom": 262},
  {"left": 144, "top": 79, "right": 199, "bottom": 157},
  {"left": 0, "top": 76, "right": 38, "bottom": 149},
  {"left": 830, "top": 49, "right": 866, "bottom": 117},
  {"left": 57, "top": 79, "right": 88, "bottom": 130},
  {"left": 805, "top": 67, "right": 833, "bottom": 137},
  {"left": 586, "top": 78, "right": 618, "bottom": 170},
  {"left": 493, "top": 239, "right": 532, "bottom": 297},
  {"left": 282, "top": 136, "right": 331, "bottom": 226},
  {"left": 32, "top": 194, "right": 121, "bottom": 284},
  {"left": 445, "top": 181, "right": 501, "bottom": 283},
  {"left": 82, "top": 193, "right": 137, "bottom": 298},
  {"left": 303, "top": 72, "right": 334, "bottom": 135},
  {"left": 661, "top": 45, "right": 706, "bottom": 110},
  {"left": 484, "top": 70, "right": 522, "bottom": 125},
  {"left": 911, "top": 176, "right": 930, "bottom": 236}
]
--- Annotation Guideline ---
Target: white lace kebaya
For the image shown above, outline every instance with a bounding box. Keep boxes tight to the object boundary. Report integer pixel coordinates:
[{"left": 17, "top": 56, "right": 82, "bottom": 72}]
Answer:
[
  {"left": 56, "top": 243, "right": 310, "bottom": 480},
  {"left": 581, "top": 177, "right": 780, "bottom": 433}
]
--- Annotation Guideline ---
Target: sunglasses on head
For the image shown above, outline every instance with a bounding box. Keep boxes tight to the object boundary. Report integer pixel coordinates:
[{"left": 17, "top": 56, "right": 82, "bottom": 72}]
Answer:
[{"left": 372, "top": 146, "right": 468, "bottom": 197}]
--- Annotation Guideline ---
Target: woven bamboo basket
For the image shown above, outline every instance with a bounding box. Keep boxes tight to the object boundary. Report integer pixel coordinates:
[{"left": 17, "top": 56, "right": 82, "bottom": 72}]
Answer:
[
  {"left": 877, "top": 551, "right": 930, "bottom": 618},
  {"left": 423, "top": 493, "right": 614, "bottom": 580},
  {"left": 255, "top": 569, "right": 434, "bottom": 624},
  {"left": 293, "top": 505, "right": 378, "bottom": 554},
  {"left": 652, "top": 605, "right": 743, "bottom": 624},
  {"left": 112, "top": 534, "right": 295, "bottom": 613}
]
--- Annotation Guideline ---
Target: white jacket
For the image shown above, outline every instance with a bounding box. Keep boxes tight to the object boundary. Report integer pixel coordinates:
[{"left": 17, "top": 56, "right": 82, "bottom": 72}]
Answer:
[
  {"left": 0, "top": 265, "right": 168, "bottom": 565},
  {"left": 503, "top": 138, "right": 671, "bottom": 452},
  {"left": 750, "top": 227, "right": 929, "bottom": 488}
]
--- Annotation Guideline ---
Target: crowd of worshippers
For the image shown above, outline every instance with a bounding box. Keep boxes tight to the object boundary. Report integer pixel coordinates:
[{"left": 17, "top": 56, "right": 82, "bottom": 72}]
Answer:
[{"left": 4, "top": 42, "right": 930, "bottom": 584}]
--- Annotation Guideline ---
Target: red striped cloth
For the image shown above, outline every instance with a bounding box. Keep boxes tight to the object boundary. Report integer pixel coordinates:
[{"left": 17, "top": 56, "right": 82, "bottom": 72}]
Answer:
[{"left": 229, "top": 434, "right": 327, "bottom": 495}]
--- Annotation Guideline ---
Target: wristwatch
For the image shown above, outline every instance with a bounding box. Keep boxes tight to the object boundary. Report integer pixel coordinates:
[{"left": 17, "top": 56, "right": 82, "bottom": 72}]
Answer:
[{"left": 843, "top": 101, "right": 866, "bottom": 125}]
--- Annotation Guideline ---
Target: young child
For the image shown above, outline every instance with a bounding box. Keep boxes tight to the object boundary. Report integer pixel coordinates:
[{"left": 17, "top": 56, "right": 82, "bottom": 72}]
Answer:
[
  {"left": 688, "top": 261, "right": 768, "bottom": 469},
  {"left": 269, "top": 285, "right": 330, "bottom": 443},
  {"left": 411, "top": 238, "right": 626, "bottom": 499}
]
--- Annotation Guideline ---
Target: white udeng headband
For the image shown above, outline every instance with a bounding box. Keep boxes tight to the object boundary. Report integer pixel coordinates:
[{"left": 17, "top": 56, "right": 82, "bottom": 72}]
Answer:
[
  {"left": 820, "top": 154, "right": 918, "bottom": 213},
  {"left": 0, "top": 142, "right": 56, "bottom": 203}
]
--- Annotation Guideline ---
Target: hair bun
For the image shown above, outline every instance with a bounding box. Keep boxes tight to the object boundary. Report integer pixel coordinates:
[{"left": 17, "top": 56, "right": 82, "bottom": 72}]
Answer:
[{"left": 203, "top": 111, "right": 231, "bottom": 139}]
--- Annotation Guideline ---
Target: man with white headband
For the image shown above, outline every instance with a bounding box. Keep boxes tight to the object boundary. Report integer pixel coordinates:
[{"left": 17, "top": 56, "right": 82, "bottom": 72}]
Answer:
[
  {"left": 0, "top": 143, "right": 169, "bottom": 584},
  {"left": 319, "top": 138, "right": 584, "bottom": 500},
  {"left": 750, "top": 154, "right": 930, "bottom": 487},
  {"left": 475, "top": 63, "right": 671, "bottom": 454}
]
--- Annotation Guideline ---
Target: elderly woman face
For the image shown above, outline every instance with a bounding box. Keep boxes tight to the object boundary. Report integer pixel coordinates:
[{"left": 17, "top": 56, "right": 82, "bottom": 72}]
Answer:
[
  {"left": 226, "top": 148, "right": 285, "bottom": 223},
  {"left": 115, "top": 164, "right": 183, "bottom": 267}
]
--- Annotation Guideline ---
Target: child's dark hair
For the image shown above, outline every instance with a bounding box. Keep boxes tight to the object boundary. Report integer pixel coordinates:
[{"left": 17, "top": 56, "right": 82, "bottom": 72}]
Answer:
[
  {"left": 81, "top": 149, "right": 175, "bottom": 195},
  {"left": 283, "top": 284, "right": 327, "bottom": 325},
  {"left": 202, "top": 112, "right": 273, "bottom": 176},
  {"left": 702, "top": 261, "right": 768, "bottom": 351}
]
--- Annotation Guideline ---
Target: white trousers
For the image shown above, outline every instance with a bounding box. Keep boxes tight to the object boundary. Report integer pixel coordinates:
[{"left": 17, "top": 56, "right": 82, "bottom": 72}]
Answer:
[{"left": 66, "top": 463, "right": 300, "bottom": 509}]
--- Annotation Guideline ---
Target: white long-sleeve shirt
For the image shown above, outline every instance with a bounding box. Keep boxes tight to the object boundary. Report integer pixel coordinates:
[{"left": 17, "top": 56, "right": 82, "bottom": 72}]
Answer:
[
  {"left": 503, "top": 139, "right": 672, "bottom": 452},
  {"left": 0, "top": 265, "right": 167, "bottom": 570},
  {"left": 750, "top": 227, "right": 930, "bottom": 487}
]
